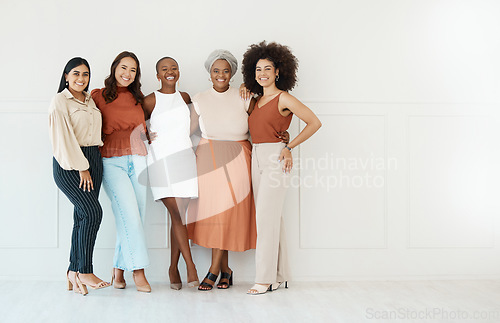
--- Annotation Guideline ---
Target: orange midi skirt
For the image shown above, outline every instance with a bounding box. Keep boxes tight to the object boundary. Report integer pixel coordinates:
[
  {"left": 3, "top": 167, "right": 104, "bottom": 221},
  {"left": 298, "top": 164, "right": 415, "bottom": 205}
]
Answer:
[{"left": 187, "top": 138, "right": 257, "bottom": 252}]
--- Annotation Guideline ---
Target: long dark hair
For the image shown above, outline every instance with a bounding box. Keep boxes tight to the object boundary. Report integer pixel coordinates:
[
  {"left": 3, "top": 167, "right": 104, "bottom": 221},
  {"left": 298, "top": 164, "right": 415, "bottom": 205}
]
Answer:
[
  {"left": 102, "top": 51, "right": 144, "bottom": 105},
  {"left": 57, "top": 57, "right": 91, "bottom": 93}
]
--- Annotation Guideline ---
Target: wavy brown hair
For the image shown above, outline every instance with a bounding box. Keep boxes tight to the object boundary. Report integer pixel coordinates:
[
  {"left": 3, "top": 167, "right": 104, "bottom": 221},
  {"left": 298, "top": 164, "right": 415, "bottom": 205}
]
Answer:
[
  {"left": 102, "top": 51, "right": 144, "bottom": 105},
  {"left": 242, "top": 41, "right": 298, "bottom": 96}
]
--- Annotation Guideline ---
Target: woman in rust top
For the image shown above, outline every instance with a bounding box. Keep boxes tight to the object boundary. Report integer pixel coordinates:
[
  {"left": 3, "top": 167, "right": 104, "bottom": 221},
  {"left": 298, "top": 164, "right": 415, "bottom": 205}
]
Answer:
[
  {"left": 91, "top": 51, "right": 151, "bottom": 293},
  {"left": 242, "top": 41, "right": 322, "bottom": 295}
]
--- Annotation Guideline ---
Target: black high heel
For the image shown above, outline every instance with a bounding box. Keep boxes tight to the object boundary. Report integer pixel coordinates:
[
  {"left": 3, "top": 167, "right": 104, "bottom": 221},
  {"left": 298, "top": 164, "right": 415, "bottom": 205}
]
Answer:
[
  {"left": 217, "top": 271, "right": 233, "bottom": 289},
  {"left": 198, "top": 272, "right": 218, "bottom": 291}
]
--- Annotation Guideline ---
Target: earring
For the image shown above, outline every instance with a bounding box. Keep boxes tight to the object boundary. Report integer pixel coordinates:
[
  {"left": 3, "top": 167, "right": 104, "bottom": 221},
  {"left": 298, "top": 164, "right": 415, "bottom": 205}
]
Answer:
[
  {"left": 208, "top": 78, "right": 211, "bottom": 82},
  {"left": 65, "top": 81, "right": 68, "bottom": 86},
  {"left": 275, "top": 74, "right": 279, "bottom": 82}
]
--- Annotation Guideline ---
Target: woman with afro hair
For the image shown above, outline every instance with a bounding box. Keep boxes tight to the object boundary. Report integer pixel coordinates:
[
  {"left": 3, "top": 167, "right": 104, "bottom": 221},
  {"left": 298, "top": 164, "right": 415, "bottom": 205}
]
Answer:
[{"left": 242, "top": 41, "right": 322, "bottom": 295}]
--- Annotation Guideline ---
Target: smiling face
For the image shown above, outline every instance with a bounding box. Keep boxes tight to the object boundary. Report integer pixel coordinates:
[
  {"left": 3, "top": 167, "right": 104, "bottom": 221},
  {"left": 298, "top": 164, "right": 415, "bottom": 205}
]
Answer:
[
  {"left": 156, "top": 58, "right": 179, "bottom": 87},
  {"left": 210, "top": 59, "right": 231, "bottom": 93},
  {"left": 255, "top": 58, "right": 279, "bottom": 88},
  {"left": 65, "top": 64, "right": 90, "bottom": 95},
  {"left": 115, "top": 56, "right": 137, "bottom": 87}
]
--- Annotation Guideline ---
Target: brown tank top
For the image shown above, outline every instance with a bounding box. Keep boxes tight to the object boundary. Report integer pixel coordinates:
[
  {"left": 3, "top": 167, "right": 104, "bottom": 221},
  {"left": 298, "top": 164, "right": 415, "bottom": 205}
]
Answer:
[{"left": 248, "top": 93, "right": 293, "bottom": 144}]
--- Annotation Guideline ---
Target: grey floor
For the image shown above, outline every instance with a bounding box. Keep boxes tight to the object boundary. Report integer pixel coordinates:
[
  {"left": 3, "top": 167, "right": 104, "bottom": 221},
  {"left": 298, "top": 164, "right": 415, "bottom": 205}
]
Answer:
[{"left": 1, "top": 280, "right": 499, "bottom": 323}]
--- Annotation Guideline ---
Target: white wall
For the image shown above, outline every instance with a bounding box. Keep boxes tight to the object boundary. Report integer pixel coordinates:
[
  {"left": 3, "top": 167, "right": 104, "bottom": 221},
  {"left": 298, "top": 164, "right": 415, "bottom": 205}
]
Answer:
[{"left": 1, "top": 0, "right": 500, "bottom": 281}]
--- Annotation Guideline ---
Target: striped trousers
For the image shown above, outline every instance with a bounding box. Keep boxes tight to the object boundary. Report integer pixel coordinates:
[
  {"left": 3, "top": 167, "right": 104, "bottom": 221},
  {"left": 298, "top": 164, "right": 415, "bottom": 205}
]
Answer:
[{"left": 53, "top": 146, "right": 103, "bottom": 274}]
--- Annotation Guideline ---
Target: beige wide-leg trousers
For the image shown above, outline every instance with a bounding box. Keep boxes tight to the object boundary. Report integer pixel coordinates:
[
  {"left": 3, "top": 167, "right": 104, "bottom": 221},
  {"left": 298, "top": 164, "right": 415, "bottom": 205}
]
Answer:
[{"left": 252, "top": 142, "right": 290, "bottom": 284}]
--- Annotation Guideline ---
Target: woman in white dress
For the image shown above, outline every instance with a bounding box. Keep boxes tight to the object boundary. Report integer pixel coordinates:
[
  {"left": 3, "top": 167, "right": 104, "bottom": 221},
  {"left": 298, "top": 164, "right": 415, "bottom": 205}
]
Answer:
[{"left": 142, "top": 57, "right": 199, "bottom": 289}]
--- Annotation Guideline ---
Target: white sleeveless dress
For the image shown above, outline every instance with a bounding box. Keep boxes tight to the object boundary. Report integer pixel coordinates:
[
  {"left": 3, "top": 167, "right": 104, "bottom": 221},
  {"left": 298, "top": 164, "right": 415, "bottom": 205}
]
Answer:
[{"left": 147, "top": 91, "right": 198, "bottom": 200}]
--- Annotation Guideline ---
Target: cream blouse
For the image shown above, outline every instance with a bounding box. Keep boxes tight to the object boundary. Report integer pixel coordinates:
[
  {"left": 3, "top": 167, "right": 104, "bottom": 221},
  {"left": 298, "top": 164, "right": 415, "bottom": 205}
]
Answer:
[
  {"left": 49, "top": 88, "right": 103, "bottom": 171},
  {"left": 192, "top": 86, "right": 250, "bottom": 141}
]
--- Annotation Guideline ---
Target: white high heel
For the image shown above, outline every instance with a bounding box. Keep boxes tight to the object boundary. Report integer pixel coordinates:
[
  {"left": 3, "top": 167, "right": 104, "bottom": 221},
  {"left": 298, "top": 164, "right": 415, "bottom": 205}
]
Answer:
[
  {"left": 271, "top": 281, "right": 288, "bottom": 291},
  {"left": 247, "top": 283, "right": 271, "bottom": 295}
]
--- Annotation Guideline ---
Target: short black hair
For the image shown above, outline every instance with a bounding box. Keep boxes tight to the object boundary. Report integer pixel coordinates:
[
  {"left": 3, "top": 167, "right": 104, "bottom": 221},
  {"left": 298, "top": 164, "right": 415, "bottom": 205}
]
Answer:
[{"left": 155, "top": 56, "right": 178, "bottom": 73}]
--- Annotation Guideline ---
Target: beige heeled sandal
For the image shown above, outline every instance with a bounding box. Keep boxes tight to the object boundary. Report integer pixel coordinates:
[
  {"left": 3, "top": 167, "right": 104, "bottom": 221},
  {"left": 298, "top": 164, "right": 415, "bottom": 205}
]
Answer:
[
  {"left": 66, "top": 270, "right": 81, "bottom": 294},
  {"left": 66, "top": 270, "right": 73, "bottom": 291},
  {"left": 271, "top": 281, "right": 288, "bottom": 291},
  {"left": 77, "top": 273, "right": 111, "bottom": 293},
  {"left": 75, "top": 274, "right": 88, "bottom": 296},
  {"left": 247, "top": 283, "right": 271, "bottom": 295}
]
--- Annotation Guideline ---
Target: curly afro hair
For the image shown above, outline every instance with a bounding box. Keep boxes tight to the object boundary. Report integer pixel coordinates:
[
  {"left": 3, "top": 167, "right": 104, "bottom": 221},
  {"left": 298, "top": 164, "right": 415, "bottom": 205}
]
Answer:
[{"left": 242, "top": 41, "right": 298, "bottom": 95}]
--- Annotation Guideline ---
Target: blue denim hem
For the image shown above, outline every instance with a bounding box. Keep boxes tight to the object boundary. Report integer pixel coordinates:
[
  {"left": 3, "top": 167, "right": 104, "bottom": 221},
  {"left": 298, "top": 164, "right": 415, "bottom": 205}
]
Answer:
[{"left": 114, "top": 263, "right": 150, "bottom": 272}]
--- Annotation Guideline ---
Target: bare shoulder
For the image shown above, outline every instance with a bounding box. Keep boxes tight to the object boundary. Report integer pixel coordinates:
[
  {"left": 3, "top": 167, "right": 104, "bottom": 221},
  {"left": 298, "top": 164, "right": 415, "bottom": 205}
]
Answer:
[
  {"left": 143, "top": 92, "right": 155, "bottom": 103},
  {"left": 278, "top": 91, "right": 299, "bottom": 105},
  {"left": 142, "top": 92, "right": 156, "bottom": 117},
  {"left": 180, "top": 91, "right": 192, "bottom": 104},
  {"left": 143, "top": 92, "right": 156, "bottom": 107}
]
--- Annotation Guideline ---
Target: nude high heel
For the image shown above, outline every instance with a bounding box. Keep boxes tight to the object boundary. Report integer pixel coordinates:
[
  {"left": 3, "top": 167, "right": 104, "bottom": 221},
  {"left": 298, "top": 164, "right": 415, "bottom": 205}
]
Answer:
[
  {"left": 111, "top": 268, "right": 126, "bottom": 289},
  {"left": 66, "top": 271, "right": 73, "bottom": 291},
  {"left": 170, "top": 282, "right": 182, "bottom": 290},
  {"left": 75, "top": 274, "right": 88, "bottom": 296},
  {"left": 67, "top": 270, "right": 81, "bottom": 294},
  {"left": 187, "top": 265, "right": 199, "bottom": 288},
  {"left": 133, "top": 271, "right": 151, "bottom": 293},
  {"left": 187, "top": 280, "right": 200, "bottom": 288},
  {"left": 169, "top": 267, "right": 182, "bottom": 290},
  {"left": 76, "top": 273, "right": 110, "bottom": 295}
]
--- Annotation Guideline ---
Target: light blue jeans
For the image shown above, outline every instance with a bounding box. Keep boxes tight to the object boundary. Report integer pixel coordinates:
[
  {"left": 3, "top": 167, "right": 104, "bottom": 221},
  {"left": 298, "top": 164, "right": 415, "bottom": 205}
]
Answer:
[{"left": 102, "top": 155, "right": 150, "bottom": 271}]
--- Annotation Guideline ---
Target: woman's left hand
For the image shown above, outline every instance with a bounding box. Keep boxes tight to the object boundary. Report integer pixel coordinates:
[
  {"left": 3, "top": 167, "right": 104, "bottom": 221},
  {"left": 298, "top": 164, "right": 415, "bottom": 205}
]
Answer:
[
  {"left": 279, "top": 148, "right": 293, "bottom": 173},
  {"left": 239, "top": 83, "right": 253, "bottom": 100},
  {"left": 278, "top": 131, "right": 290, "bottom": 144}
]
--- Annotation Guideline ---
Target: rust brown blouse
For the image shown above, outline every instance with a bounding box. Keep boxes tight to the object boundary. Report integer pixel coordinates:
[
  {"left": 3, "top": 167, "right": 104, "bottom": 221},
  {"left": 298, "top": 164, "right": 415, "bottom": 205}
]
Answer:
[
  {"left": 91, "top": 87, "right": 147, "bottom": 158},
  {"left": 248, "top": 92, "right": 293, "bottom": 144}
]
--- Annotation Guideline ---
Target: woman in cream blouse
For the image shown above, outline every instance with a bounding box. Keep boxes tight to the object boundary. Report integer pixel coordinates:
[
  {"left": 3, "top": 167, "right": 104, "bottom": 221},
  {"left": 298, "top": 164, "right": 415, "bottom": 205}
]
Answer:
[{"left": 49, "top": 57, "right": 110, "bottom": 295}]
